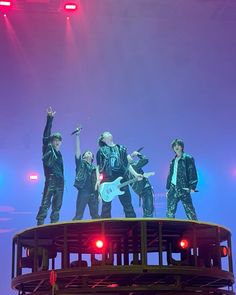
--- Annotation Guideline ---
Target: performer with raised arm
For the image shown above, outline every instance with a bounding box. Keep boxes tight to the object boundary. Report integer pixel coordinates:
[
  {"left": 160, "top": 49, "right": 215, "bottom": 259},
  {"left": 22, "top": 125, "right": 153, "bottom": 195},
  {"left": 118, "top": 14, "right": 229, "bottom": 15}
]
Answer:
[
  {"left": 72, "top": 127, "right": 99, "bottom": 220},
  {"left": 96, "top": 131, "right": 142, "bottom": 218},
  {"left": 127, "top": 150, "right": 154, "bottom": 218},
  {"left": 166, "top": 139, "right": 198, "bottom": 220},
  {"left": 36, "top": 107, "right": 64, "bottom": 225}
]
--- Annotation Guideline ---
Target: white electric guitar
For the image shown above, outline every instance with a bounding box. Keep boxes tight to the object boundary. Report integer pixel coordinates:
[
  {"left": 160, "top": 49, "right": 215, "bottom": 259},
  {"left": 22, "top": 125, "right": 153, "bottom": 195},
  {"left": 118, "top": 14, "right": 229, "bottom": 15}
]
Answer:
[{"left": 99, "top": 172, "right": 155, "bottom": 202}]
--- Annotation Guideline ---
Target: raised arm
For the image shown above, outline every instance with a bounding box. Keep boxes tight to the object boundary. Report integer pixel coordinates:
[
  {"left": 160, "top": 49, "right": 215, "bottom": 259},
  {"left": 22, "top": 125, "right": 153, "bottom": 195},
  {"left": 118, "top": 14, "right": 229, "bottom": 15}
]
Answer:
[
  {"left": 131, "top": 151, "right": 149, "bottom": 169},
  {"left": 75, "top": 128, "right": 82, "bottom": 159},
  {"left": 121, "top": 147, "right": 142, "bottom": 179},
  {"left": 42, "top": 107, "right": 56, "bottom": 152},
  {"left": 72, "top": 126, "right": 82, "bottom": 175}
]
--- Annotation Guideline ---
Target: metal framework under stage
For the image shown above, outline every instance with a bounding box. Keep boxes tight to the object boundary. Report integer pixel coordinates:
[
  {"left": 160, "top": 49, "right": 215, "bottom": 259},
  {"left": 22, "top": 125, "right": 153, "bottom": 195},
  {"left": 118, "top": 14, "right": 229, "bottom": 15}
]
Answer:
[{"left": 11, "top": 218, "right": 234, "bottom": 294}]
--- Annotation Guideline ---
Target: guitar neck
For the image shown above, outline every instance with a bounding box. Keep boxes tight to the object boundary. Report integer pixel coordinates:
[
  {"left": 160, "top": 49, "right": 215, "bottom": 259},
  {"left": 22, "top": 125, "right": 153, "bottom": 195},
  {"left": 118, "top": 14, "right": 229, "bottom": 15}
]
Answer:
[{"left": 118, "top": 177, "right": 138, "bottom": 189}]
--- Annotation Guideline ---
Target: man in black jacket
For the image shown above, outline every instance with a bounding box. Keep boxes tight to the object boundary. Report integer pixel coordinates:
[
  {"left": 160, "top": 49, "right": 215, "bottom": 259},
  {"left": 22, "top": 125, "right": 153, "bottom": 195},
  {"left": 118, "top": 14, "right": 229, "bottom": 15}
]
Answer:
[
  {"left": 73, "top": 127, "right": 99, "bottom": 220},
  {"left": 36, "top": 107, "right": 64, "bottom": 225},
  {"left": 127, "top": 151, "right": 154, "bottom": 218},
  {"left": 96, "top": 131, "right": 142, "bottom": 218},
  {"left": 166, "top": 139, "right": 198, "bottom": 220}
]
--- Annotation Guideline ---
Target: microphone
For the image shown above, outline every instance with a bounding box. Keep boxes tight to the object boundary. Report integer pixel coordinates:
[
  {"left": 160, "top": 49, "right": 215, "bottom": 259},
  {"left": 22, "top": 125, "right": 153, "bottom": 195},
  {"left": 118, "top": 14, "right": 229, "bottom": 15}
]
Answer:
[
  {"left": 137, "top": 146, "right": 144, "bottom": 153},
  {"left": 71, "top": 127, "right": 82, "bottom": 135}
]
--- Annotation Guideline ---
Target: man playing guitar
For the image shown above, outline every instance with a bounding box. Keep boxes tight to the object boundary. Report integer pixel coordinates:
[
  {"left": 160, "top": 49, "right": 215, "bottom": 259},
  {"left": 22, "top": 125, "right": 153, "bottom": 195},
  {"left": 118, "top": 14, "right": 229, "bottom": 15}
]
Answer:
[
  {"left": 96, "top": 131, "right": 143, "bottom": 218},
  {"left": 127, "top": 150, "right": 154, "bottom": 217}
]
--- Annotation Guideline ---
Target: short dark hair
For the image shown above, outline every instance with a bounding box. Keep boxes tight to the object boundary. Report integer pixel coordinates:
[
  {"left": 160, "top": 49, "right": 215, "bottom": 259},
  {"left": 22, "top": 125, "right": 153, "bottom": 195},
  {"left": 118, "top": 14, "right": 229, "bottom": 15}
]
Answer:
[
  {"left": 98, "top": 132, "right": 106, "bottom": 147},
  {"left": 171, "top": 139, "right": 184, "bottom": 150},
  {"left": 51, "top": 132, "right": 62, "bottom": 141}
]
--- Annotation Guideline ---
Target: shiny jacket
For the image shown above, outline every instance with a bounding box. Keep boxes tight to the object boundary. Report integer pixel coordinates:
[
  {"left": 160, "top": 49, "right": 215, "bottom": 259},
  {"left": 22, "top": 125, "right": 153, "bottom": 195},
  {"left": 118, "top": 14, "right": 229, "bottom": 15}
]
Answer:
[
  {"left": 96, "top": 144, "right": 128, "bottom": 178},
  {"left": 166, "top": 153, "right": 198, "bottom": 190},
  {"left": 127, "top": 155, "right": 152, "bottom": 194},
  {"left": 42, "top": 116, "right": 64, "bottom": 180},
  {"left": 74, "top": 156, "right": 96, "bottom": 192}
]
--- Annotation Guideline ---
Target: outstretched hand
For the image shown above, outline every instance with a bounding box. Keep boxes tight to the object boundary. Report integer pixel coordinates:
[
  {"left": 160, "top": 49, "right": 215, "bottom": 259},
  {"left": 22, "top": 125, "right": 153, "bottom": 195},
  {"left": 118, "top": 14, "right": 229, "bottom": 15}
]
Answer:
[
  {"left": 47, "top": 107, "right": 56, "bottom": 117},
  {"left": 131, "top": 151, "right": 141, "bottom": 158},
  {"left": 75, "top": 125, "right": 82, "bottom": 135}
]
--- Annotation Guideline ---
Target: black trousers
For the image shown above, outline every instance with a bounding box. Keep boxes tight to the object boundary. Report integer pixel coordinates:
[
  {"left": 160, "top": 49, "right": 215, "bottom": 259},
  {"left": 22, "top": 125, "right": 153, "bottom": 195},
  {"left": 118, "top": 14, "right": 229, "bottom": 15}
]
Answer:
[
  {"left": 139, "top": 186, "right": 154, "bottom": 218},
  {"left": 36, "top": 176, "right": 64, "bottom": 225},
  {"left": 101, "top": 178, "right": 136, "bottom": 218},
  {"left": 73, "top": 190, "right": 99, "bottom": 220},
  {"left": 166, "top": 184, "right": 197, "bottom": 220}
]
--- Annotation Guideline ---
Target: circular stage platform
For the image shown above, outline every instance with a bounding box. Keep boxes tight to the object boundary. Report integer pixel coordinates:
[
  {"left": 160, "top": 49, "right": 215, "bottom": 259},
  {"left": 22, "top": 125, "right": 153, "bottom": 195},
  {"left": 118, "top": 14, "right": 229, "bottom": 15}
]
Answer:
[{"left": 11, "top": 218, "right": 234, "bottom": 294}]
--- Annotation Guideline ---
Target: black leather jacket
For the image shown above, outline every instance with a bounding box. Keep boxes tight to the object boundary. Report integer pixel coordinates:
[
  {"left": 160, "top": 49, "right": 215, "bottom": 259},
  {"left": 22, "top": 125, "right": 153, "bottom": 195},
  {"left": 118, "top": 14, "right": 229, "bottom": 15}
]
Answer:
[
  {"left": 166, "top": 153, "right": 198, "bottom": 191},
  {"left": 42, "top": 116, "right": 64, "bottom": 180},
  {"left": 128, "top": 155, "right": 152, "bottom": 194},
  {"left": 74, "top": 156, "right": 96, "bottom": 192},
  {"left": 96, "top": 144, "right": 128, "bottom": 179}
]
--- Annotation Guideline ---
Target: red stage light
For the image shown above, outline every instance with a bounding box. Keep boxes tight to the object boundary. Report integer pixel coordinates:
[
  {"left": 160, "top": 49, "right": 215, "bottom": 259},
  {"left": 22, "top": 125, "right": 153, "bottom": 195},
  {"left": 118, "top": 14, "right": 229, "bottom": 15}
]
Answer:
[
  {"left": 50, "top": 270, "right": 57, "bottom": 286},
  {"left": 108, "top": 283, "right": 119, "bottom": 288},
  {"left": 179, "top": 239, "right": 189, "bottom": 249},
  {"left": 64, "top": 3, "right": 78, "bottom": 11},
  {"left": 99, "top": 173, "right": 104, "bottom": 181},
  {"left": 95, "top": 239, "right": 104, "bottom": 249},
  {"left": 0, "top": 1, "right": 11, "bottom": 6},
  {"left": 29, "top": 174, "right": 39, "bottom": 181},
  {"left": 220, "top": 246, "right": 228, "bottom": 257}
]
